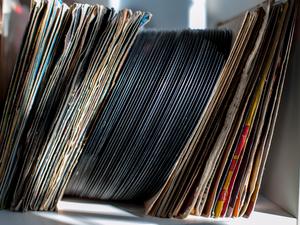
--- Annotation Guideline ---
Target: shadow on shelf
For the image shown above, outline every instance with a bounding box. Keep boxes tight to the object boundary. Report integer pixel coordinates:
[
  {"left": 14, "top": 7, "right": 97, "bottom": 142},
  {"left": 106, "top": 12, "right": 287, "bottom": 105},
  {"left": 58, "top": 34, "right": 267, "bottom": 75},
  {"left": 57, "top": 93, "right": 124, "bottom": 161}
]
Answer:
[{"left": 53, "top": 198, "right": 228, "bottom": 225}]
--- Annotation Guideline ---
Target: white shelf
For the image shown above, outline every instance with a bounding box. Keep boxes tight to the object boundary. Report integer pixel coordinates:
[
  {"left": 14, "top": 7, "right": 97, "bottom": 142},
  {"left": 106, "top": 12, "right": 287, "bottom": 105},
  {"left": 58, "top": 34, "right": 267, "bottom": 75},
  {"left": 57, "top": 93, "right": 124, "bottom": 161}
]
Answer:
[{"left": 0, "top": 195, "right": 296, "bottom": 225}]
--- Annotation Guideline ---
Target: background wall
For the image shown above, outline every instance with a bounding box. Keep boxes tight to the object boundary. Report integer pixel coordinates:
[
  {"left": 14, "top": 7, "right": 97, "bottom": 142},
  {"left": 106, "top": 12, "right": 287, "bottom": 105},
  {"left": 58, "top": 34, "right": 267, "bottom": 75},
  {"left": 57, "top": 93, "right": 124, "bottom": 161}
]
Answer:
[
  {"left": 118, "top": 0, "right": 192, "bottom": 29},
  {"left": 206, "top": 0, "right": 262, "bottom": 27},
  {"left": 65, "top": 0, "right": 205, "bottom": 29}
]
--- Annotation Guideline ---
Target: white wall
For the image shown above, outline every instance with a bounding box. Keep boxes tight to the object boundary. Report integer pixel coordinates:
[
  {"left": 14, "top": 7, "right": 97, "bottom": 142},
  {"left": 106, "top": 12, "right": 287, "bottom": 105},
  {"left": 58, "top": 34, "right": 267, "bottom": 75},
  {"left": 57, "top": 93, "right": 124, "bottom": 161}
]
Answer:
[
  {"left": 118, "top": 0, "right": 192, "bottom": 29},
  {"left": 206, "top": 0, "right": 262, "bottom": 27},
  {"left": 262, "top": 25, "right": 300, "bottom": 219}
]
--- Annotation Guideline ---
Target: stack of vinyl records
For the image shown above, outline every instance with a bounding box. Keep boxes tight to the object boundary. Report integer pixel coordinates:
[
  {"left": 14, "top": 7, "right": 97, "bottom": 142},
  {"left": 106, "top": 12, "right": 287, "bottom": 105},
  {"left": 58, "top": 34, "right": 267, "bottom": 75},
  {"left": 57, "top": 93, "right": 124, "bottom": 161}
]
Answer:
[
  {"left": 143, "top": 0, "right": 298, "bottom": 218},
  {"left": 66, "top": 0, "right": 298, "bottom": 218},
  {"left": 66, "top": 29, "right": 232, "bottom": 201},
  {"left": 0, "top": 0, "right": 297, "bottom": 220},
  {"left": 0, "top": 0, "right": 150, "bottom": 211}
]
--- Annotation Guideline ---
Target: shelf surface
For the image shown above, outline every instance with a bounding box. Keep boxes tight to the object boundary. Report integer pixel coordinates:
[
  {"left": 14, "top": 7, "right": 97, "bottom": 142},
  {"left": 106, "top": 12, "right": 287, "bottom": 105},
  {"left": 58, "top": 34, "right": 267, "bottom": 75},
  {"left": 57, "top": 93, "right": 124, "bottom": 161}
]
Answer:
[{"left": 0, "top": 195, "right": 296, "bottom": 225}]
